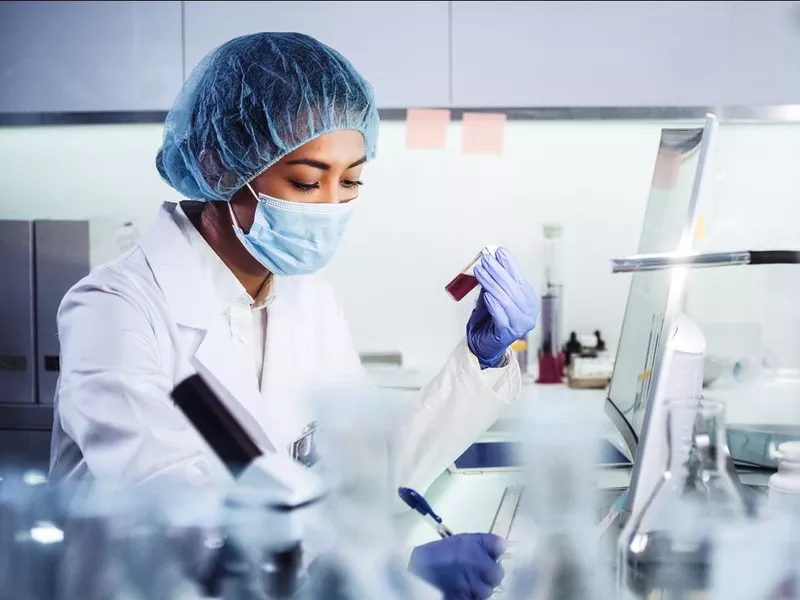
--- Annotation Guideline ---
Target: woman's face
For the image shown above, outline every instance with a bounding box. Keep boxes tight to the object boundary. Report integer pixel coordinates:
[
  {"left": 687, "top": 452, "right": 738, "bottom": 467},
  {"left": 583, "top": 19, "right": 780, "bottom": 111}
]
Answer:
[{"left": 251, "top": 129, "right": 367, "bottom": 204}]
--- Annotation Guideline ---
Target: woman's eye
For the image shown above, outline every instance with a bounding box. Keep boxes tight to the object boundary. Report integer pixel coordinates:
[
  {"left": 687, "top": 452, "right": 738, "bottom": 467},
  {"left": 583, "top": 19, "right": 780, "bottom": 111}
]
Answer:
[
  {"left": 342, "top": 180, "right": 364, "bottom": 189},
  {"left": 290, "top": 181, "right": 320, "bottom": 193}
]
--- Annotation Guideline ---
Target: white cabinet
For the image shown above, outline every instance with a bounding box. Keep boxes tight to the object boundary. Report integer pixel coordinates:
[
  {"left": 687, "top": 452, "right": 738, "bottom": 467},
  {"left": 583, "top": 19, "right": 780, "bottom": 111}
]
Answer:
[
  {"left": 183, "top": 1, "right": 450, "bottom": 108},
  {"left": 0, "top": 1, "right": 183, "bottom": 113},
  {"left": 451, "top": 1, "right": 734, "bottom": 107},
  {"left": 730, "top": 1, "right": 800, "bottom": 105}
]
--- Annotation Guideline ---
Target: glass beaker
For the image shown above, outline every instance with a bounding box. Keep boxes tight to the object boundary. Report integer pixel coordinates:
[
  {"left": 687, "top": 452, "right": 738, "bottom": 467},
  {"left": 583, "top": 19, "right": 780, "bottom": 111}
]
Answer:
[{"left": 618, "top": 397, "right": 747, "bottom": 599}]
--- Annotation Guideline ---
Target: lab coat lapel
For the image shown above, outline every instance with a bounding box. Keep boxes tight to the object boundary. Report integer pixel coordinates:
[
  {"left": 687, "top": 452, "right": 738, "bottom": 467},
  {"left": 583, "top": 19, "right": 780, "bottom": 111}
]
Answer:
[
  {"left": 192, "top": 325, "right": 277, "bottom": 453},
  {"left": 140, "top": 202, "right": 277, "bottom": 454}
]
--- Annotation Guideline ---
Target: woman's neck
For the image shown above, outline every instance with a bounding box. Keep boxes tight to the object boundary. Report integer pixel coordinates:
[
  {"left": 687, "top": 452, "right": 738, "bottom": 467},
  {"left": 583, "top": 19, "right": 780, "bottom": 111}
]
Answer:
[{"left": 183, "top": 200, "right": 272, "bottom": 299}]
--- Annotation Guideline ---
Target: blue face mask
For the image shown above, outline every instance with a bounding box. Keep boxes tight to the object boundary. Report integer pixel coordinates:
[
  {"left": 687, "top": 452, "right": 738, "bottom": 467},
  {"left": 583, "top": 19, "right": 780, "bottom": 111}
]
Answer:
[{"left": 227, "top": 184, "right": 355, "bottom": 277}]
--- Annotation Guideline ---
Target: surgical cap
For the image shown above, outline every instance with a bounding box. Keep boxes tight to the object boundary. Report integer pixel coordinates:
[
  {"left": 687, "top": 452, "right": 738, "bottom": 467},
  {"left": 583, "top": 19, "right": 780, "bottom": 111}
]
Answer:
[{"left": 156, "top": 32, "right": 380, "bottom": 202}]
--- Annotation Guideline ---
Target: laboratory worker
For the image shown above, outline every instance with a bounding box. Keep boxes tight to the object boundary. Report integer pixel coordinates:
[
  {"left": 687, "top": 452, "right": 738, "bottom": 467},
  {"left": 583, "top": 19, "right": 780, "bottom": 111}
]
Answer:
[{"left": 49, "top": 33, "right": 539, "bottom": 600}]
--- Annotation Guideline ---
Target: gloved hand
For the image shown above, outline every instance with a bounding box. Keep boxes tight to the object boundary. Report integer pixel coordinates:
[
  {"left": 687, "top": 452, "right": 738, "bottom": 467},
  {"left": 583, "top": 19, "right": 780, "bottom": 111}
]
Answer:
[
  {"left": 408, "top": 533, "right": 506, "bottom": 600},
  {"left": 467, "top": 248, "right": 540, "bottom": 369}
]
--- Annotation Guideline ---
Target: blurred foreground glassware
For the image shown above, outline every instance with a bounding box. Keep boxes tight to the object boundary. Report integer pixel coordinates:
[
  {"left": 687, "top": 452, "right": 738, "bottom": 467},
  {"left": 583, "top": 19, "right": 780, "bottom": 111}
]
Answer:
[
  {"left": 711, "top": 502, "right": 799, "bottom": 600},
  {"left": 503, "top": 399, "right": 613, "bottom": 599},
  {"left": 302, "top": 385, "right": 440, "bottom": 600},
  {"left": 618, "top": 397, "right": 747, "bottom": 599},
  {"left": 0, "top": 469, "right": 64, "bottom": 600},
  {"left": 58, "top": 480, "right": 201, "bottom": 600}
]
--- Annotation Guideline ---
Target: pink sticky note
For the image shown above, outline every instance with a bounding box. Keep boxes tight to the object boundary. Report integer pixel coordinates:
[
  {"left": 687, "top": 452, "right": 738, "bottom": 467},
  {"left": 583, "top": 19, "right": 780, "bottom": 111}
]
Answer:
[
  {"left": 651, "top": 147, "right": 682, "bottom": 190},
  {"left": 462, "top": 112, "right": 506, "bottom": 155},
  {"left": 405, "top": 109, "right": 451, "bottom": 149}
]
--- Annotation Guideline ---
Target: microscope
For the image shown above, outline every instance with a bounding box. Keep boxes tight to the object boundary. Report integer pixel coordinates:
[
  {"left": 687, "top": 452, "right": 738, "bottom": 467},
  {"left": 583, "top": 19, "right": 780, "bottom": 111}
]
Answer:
[{"left": 172, "top": 374, "right": 326, "bottom": 599}]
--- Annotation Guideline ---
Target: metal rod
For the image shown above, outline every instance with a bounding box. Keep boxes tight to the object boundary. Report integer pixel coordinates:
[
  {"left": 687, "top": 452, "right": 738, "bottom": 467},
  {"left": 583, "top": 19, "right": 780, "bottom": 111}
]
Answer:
[
  {"left": 612, "top": 250, "right": 800, "bottom": 273},
  {"left": 612, "top": 251, "right": 752, "bottom": 273}
]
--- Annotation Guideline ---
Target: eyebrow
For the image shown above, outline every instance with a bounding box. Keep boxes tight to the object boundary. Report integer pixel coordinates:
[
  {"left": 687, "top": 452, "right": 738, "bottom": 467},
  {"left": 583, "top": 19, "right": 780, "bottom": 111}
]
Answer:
[{"left": 285, "top": 155, "right": 367, "bottom": 170}]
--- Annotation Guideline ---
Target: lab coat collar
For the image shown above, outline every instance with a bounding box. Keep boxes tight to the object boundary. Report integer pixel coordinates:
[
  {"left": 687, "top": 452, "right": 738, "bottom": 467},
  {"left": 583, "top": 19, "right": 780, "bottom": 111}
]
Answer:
[{"left": 139, "top": 202, "right": 217, "bottom": 330}]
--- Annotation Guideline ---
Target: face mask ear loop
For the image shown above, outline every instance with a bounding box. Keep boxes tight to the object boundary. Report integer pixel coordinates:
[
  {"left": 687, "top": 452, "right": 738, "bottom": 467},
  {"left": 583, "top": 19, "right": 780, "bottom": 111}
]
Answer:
[{"left": 228, "top": 182, "right": 260, "bottom": 229}]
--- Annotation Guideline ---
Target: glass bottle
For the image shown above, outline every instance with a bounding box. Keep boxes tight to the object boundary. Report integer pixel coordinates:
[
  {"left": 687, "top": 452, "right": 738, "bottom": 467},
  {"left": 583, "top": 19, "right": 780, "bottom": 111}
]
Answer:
[{"left": 618, "top": 397, "right": 747, "bottom": 599}]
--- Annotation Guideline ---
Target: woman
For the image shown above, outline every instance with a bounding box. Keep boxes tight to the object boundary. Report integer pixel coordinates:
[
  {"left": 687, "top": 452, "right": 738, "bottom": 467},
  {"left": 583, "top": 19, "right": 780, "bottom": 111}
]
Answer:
[{"left": 49, "top": 32, "right": 539, "bottom": 599}]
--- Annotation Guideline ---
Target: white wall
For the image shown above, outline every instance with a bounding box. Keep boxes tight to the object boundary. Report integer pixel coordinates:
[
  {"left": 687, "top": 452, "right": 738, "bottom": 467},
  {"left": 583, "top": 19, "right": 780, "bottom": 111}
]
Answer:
[{"left": 1, "top": 119, "right": 799, "bottom": 372}]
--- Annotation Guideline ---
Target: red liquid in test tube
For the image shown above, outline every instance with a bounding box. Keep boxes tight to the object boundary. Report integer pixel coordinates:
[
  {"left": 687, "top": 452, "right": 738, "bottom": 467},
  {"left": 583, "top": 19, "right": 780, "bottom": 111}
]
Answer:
[
  {"left": 445, "top": 245, "right": 498, "bottom": 302},
  {"left": 445, "top": 272, "right": 479, "bottom": 301}
]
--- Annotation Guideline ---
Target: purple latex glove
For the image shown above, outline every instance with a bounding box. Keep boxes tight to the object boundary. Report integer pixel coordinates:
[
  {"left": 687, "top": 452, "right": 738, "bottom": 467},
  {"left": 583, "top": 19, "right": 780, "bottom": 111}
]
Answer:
[
  {"left": 408, "top": 533, "right": 506, "bottom": 600},
  {"left": 466, "top": 248, "right": 540, "bottom": 369}
]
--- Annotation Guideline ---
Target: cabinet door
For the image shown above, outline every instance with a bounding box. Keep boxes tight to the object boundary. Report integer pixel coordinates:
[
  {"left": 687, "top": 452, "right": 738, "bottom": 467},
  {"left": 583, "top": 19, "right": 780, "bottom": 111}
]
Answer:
[
  {"left": 451, "top": 1, "right": 733, "bottom": 107},
  {"left": 731, "top": 1, "right": 800, "bottom": 105},
  {"left": 183, "top": 1, "right": 450, "bottom": 108},
  {"left": 0, "top": 1, "right": 183, "bottom": 113}
]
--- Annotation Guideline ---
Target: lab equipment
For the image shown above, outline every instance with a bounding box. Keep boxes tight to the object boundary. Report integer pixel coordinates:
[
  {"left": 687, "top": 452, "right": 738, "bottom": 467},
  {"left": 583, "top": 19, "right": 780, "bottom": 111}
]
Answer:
[
  {"left": 407, "top": 533, "right": 505, "bottom": 600},
  {"left": 34, "top": 220, "right": 90, "bottom": 405},
  {"left": 618, "top": 397, "right": 747, "bottom": 599},
  {"left": 627, "top": 313, "right": 707, "bottom": 518},
  {"left": 172, "top": 373, "right": 326, "bottom": 598},
  {"left": 228, "top": 183, "right": 356, "bottom": 276},
  {"left": 0, "top": 221, "right": 35, "bottom": 405},
  {"left": 467, "top": 248, "right": 540, "bottom": 369},
  {"left": 536, "top": 224, "right": 564, "bottom": 384},
  {"left": 446, "top": 245, "right": 498, "bottom": 302},
  {"left": 398, "top": 487, "right": 454, "bottom": 539},
  {"left": 768, "top": 441, "right": 800, "bottom": 512},
  {"left": 611, "top": 249, "right": 800, "bottom": 274},
  {"left": 502, "top": 399, "right": 613, "bottom": 600},
  {"left": 604, "top": 115, "right": 718, "bottom": 476},
  {"left": 595, "top": 330, "right": 607, "bottom": 352},
  {"left": 703, "top": 355, "right": 762, "bottom": 387},
  {"left": 563, "top": 332, "right": 582, "bottom": 368},
  {"left": 156, "top": 32, "right": 379, "bottom": 202}
]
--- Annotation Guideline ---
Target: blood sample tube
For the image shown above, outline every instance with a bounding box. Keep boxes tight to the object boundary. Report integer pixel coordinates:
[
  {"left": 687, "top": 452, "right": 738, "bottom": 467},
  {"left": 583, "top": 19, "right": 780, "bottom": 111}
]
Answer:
[{"left": 445, "top": 245, "right": 499, "bottom": 302}]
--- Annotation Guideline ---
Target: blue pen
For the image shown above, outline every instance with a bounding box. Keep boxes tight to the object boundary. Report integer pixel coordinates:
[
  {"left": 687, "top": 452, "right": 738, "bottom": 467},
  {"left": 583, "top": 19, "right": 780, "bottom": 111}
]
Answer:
[{"left": 398, "top": 486, "right": 454, "bottom": 539}]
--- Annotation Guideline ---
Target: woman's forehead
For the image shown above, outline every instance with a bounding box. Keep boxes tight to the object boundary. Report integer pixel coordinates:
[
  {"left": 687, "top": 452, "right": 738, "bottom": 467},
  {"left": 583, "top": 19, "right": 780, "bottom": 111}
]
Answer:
[{"left": 283, "top": 130, "right": 366, "bottom": 164}]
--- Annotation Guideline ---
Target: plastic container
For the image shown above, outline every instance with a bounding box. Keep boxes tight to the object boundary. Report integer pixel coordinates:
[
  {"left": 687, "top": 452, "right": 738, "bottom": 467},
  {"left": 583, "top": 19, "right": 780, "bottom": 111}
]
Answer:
[{"left": 769, "top": 440, "right": 800, "bottom": 512}]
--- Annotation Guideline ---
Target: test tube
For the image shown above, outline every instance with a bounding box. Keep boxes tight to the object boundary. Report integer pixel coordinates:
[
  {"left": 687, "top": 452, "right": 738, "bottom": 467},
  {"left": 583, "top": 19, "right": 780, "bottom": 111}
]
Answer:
[{"left": 445, "top": 245, "right": 499, "bottom": 302}]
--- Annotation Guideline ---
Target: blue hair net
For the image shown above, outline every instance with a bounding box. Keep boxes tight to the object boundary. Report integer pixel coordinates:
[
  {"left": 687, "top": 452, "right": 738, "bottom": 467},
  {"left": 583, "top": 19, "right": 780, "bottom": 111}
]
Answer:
[{"left": 156, "top": 32, "right": 380, "bottom": 202}]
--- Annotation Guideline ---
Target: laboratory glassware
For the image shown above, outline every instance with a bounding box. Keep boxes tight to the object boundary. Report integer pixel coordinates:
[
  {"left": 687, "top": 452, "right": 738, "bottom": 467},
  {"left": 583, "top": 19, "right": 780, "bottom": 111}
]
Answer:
[
  {"left": 446, "top": 245, "right": 498, "bottom": 302},
  {"left": 537, "top": 224, "right": 564, "bottom": 384},
  {"left": 618, "top": 397, "right": 746, "bottom": 599}
]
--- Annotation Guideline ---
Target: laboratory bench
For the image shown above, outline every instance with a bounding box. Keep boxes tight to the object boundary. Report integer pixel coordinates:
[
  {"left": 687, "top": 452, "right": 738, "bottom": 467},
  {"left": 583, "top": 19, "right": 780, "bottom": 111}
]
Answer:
[{"left": 397, "top": 380, "right": 627, "bottom": 550}]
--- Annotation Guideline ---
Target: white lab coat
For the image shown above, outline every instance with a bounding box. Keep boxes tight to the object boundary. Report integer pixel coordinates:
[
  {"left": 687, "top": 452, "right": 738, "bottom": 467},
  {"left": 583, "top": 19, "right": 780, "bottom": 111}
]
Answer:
[{"left": 49, "top": 202, "right": 521, "bottom": 495}]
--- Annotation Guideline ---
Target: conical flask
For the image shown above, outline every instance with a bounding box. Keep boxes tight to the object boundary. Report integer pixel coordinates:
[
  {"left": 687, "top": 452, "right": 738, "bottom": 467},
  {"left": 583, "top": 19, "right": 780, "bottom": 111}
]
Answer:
[{"left": 618, "top": 397, "right": 746, "bottom": 599}]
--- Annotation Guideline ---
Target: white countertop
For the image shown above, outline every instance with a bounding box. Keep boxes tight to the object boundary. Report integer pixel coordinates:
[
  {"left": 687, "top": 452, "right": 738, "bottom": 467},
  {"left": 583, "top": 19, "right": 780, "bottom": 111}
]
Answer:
[{"left": 395, "top": 380, "right": 631, "bottom": 550}]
